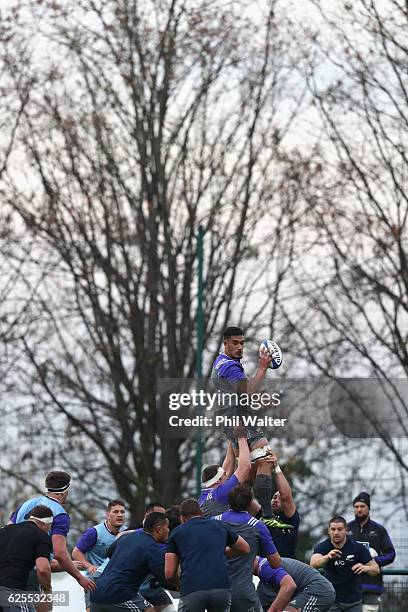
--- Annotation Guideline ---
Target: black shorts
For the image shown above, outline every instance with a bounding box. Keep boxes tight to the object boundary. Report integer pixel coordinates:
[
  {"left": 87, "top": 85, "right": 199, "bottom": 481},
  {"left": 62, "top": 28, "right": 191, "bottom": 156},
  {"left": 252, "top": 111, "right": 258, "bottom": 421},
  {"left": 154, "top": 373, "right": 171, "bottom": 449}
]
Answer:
[
  {"left": 224, "top": 426, "right": 266, "bottom": 449},
  {"left": 179, "top": 589, "right": 231, "bottom": 612}
]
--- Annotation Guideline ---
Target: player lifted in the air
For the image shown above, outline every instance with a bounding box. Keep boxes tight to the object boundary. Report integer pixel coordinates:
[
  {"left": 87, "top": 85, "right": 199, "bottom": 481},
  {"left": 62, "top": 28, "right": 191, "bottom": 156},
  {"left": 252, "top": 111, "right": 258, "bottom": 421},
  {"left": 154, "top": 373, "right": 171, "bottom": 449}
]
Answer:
[
  {"left": 210, "top": 326, "right": 284, "bottom": 524},
  {"left": 211, "top": 326, "right": 281, "bottom": 461}
]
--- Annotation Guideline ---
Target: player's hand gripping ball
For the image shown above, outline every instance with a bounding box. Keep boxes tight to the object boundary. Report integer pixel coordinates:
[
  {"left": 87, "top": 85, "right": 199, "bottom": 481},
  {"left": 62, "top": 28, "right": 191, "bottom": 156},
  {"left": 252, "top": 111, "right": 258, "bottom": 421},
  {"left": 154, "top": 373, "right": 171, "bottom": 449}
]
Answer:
[{"left": 259, "top": 339, "right": 283, "bottom": 369}]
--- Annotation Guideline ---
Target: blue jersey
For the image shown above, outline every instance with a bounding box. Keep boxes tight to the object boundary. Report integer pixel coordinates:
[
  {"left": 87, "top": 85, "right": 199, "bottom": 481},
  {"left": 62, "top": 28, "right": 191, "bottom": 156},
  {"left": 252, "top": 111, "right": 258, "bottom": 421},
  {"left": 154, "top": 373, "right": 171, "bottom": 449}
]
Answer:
[
  {"left": 215, "top": 511, "right": 277, "bottom": 556},
  {"left": 214, "top": 510, "right": 277, "bottom": 603},
  {"left": 258, "top": 557, "right": 289, "bottom": 590},
  {"left": 212, "top": 353, "right": 246, "bottom": 390},
  {"left": 12, "top": 496, "right": 70, "bottom": 537},
  {"left": 211, "top": 353, "right": 251, "bottom": 422},
  {"left": 257, "top": 556, "right": 335, "bottom": 610},
  {"left": 76, "top": 522, "right": 120, "bottom": 567},
  {"left": 198, "top": 474, "right": 240, "bottom": 517}
]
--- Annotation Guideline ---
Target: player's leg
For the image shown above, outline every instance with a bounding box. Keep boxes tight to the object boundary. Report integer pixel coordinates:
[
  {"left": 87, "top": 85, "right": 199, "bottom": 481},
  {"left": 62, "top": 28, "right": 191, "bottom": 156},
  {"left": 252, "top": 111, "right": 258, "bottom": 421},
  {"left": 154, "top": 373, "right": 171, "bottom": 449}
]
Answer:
[
  {"left": 90, "top": 597, "right": 153, "bottom": 611},
  {"left": 327, "top": 602, "right": 362, "bottom": 612},
  {"left": 138, "top": 580, "right": 176, "bottom": 612},
  {"left": 251, "top": 454, "right": 274, "bottom": 518},
  {"left": 362, "top": 592, "right": 380, "bottom": 612},
  {"left": 178, "top": 589, "right": 209, "bottom": 611},
  {"left": 205, "top": 588, "right": 232, "bottom": 612},
  {"left": 229, "top": 597, "right": 259, "bottom": 612}
]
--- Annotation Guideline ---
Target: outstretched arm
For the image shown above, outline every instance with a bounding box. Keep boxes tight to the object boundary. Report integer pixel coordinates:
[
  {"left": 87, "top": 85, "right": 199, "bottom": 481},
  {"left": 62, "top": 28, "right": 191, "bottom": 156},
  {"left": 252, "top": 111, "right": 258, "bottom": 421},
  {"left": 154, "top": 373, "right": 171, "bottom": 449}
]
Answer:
[
  {"left": 234, "top": 431, "right": 251, "bottom": 483},
  {"left": 310, "top": 549, "right": 341, "bottom": 568},
  {"left": 222, "top": 441, "right": 236, "bottom": 477},
  {"left": 270, "top": 453, "right": 296, "bottom": 517},
  {"left": 238, "top": 353, "right": 272, "bottom": 395}
]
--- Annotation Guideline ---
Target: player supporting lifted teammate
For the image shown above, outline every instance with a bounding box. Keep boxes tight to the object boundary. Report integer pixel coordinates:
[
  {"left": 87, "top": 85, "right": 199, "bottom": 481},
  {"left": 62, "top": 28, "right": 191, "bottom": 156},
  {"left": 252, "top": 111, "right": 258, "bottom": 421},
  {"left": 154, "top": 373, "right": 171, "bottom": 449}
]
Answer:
[
  {"left": 261, "top": 451, "right": 300, "bottom": 559},
  {"left": 198, "top": 428, "right": 253, "bottom": 518},
  {"left": 214, "top": 484, "right": 281, "bottom": 612}
]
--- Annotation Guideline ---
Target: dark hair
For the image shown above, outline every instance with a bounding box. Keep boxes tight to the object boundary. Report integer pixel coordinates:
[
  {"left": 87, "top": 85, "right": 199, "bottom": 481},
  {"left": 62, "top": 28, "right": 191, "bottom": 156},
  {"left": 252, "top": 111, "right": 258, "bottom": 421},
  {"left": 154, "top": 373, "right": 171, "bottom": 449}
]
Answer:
[
  {"left": 329, "top": 515, "right": 347, "bottom": 528},
  {"left": 145, "top": 502, "right": 165, "bottom": 514},
  {"left": 107, "top": 499, "right": 125, "bottom": 510},
  {"left": 180, "top": 498, "right": 203, "bottom": 518},
  {"left": 166, "top": 505, "right": 181, "bottom": 532},
  {"left": 201, "top": 464, "right": 220, "bottom": 483},
  {"left": 29, "top": 505, "right": 53, "bottom": 520},
  {"left": 223, "top": 327, "right": 244, "bottom": 339},
  {"left": 45, "top": 471, "right": 71, "bottom": 492},
  {"left": 143, "top": 512, "right": 167, "bottom": 532},
  {"left": 228, "top": 484, "right": 253, "bottom": 512}
]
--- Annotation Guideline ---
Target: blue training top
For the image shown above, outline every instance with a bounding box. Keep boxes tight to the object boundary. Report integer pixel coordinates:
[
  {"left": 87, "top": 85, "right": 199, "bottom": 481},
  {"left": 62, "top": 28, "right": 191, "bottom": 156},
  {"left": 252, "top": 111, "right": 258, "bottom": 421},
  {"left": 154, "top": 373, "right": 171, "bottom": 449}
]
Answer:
[
  {"left": 12, "top": 496, "right": 70, "bottom": 537},
  {"left": 76, "top": 522, "right": 120, "bottom": 567}
]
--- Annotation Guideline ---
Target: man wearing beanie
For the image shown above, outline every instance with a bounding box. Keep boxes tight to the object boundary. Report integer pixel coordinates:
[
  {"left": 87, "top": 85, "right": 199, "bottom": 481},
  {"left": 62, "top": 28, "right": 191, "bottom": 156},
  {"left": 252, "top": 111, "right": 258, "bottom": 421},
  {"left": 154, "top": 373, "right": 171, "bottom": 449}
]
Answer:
[{"left": 348, "top": 492, "right": 396, "bottom": 612}]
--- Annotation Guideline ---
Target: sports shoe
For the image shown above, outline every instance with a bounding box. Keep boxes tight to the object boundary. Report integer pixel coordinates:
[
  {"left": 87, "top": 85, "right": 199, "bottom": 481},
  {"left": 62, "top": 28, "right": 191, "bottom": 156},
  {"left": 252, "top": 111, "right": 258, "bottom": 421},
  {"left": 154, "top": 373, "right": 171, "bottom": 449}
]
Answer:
[{"left": 261, "top": 516, "right": 293, "bottom": 530}]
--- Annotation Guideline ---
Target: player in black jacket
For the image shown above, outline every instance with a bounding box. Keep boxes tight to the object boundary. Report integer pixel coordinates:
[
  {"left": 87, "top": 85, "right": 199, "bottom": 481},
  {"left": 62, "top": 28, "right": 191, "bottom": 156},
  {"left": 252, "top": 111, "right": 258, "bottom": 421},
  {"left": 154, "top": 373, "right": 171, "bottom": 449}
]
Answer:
[{"left": 348, "top": 492, "right": 396, "bottom": 612}]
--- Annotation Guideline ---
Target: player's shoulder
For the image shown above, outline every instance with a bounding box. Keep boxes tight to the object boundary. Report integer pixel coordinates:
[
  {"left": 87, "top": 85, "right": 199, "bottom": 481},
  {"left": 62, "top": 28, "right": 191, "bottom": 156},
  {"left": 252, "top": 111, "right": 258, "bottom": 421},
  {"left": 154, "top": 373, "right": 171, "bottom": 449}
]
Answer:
[
  {"left": 168, "top": 522, "right": 184, "bottom": 539},
  {"left": 367, "top": 518, "right": 387, "bottom": 532},
  {"left": 24, "top": 521, "right": 52, "bottom": 543},
  {"left": 83, "top": 524, "right": 98, "bottom": 533},
  {"left": 313, "top": 537, "right": 331, "bottom": 552},
  {"left": 213, "top": 353, "right": 243, "bottom": 370},
  {"left": 347, "top": 536, "right": 365, "bottom": 551},
  {"left": 248, "top": 515, "right": 262, "bottom": 528},
  {"left": 279, "top": 509, "right": 300, "bottom": 526},
  {"left": 37, "top": 527, "right": 53, "bottom": 544}
]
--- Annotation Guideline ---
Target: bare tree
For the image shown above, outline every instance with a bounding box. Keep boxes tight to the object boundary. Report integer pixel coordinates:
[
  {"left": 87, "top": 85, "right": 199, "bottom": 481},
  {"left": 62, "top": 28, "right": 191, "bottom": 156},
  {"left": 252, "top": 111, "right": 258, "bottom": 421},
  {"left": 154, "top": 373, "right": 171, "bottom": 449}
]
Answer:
[
  {"left": 0, "top": 0, "right": 306, "bottom": 519},
  {"left": 279, "top": 0, "right": 408, "bottom": 486}
]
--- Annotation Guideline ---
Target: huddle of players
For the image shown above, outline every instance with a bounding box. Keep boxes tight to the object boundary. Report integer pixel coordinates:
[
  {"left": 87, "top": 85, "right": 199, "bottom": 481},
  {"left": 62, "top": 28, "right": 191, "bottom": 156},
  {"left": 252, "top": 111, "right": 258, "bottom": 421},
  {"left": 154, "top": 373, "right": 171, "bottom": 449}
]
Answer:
[
  {"left": 1, "top": 467, "right": 395, "bottom": 612},
  {"left": 0, "top": 327, "right": 396, "bottom": 612}
]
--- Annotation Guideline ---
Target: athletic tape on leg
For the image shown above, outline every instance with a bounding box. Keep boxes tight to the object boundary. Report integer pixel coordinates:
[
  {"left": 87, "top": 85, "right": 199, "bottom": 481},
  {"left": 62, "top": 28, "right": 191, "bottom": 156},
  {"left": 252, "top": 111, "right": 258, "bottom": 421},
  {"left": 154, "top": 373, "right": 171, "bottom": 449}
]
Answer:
[{"left": 250, "top": 445, "right": 271, "bottom": 461}]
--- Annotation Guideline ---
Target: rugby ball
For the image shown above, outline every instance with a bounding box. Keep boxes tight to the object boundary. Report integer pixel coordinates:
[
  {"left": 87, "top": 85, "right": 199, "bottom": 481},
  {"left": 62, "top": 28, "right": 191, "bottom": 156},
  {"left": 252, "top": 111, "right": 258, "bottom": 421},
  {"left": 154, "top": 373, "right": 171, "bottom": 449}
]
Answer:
[{"left": 259, "top": 339, "right": 282, "bottom": 369}]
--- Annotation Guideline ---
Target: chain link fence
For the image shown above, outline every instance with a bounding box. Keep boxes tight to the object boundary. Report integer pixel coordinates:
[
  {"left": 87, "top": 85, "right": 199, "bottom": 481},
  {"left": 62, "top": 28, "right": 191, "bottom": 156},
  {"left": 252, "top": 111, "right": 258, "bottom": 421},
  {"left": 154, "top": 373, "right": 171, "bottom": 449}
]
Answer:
[{"left": 380, "top": 538, "right": 408, "bottom": 610}]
